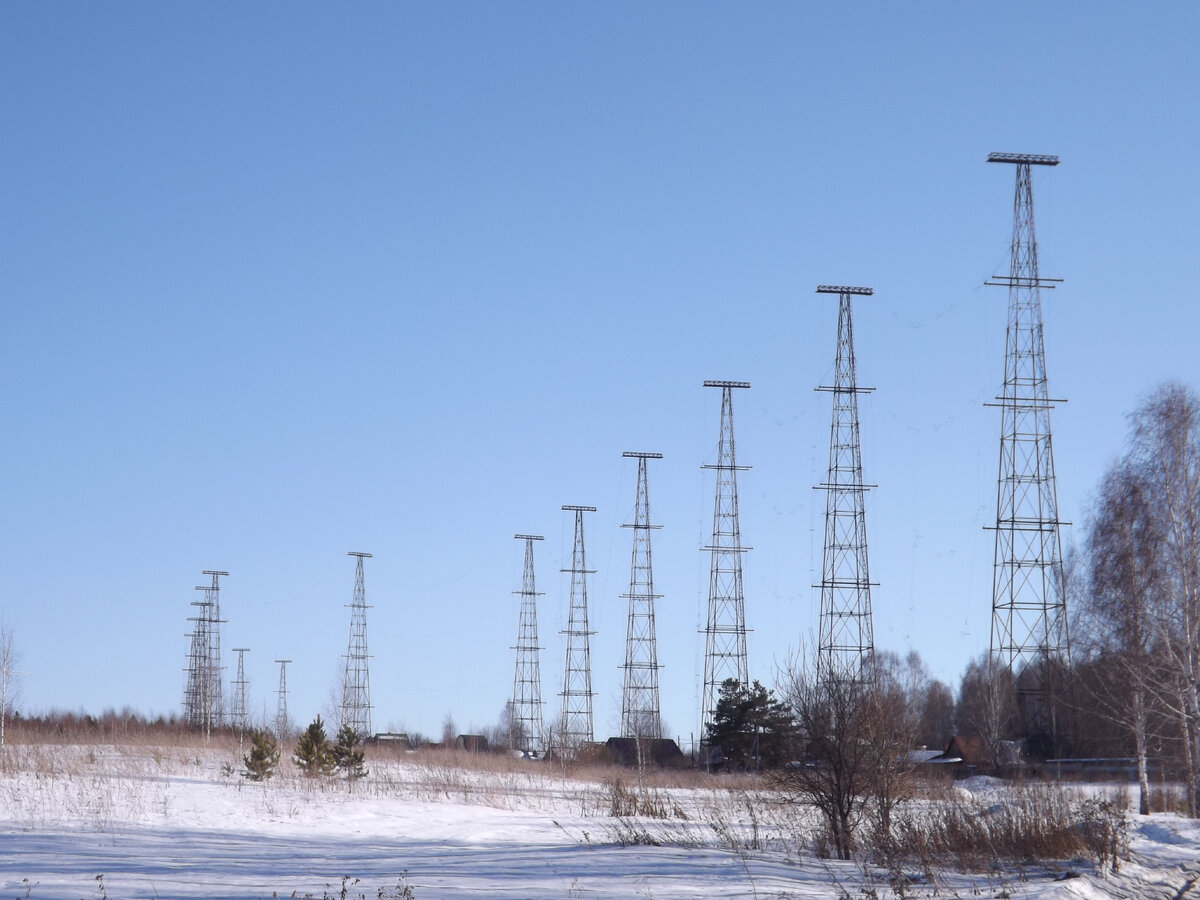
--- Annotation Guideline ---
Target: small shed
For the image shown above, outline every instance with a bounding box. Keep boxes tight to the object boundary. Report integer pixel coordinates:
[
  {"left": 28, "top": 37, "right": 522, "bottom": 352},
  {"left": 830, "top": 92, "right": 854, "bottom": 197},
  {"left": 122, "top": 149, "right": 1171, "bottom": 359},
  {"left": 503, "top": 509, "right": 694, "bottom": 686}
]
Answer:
[
  {"left": 370, "top": 732, "right": 414, "bottom": 751},
  {"left": 455, "top": 734, "right": 489, "bottom": 753}
]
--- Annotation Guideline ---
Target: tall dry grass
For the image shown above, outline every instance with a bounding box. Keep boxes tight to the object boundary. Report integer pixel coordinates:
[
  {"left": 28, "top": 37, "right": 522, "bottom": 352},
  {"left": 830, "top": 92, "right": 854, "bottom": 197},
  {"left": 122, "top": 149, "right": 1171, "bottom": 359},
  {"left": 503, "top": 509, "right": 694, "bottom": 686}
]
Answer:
[{"left": 885, "top": 782, "right": 1129, "bottom": 874}]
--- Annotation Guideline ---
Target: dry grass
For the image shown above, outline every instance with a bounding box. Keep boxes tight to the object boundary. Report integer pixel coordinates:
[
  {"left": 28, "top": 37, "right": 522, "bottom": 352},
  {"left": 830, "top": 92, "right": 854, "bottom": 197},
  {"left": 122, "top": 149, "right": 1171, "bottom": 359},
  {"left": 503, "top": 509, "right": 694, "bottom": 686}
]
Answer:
[
  {"left": 0, "top": 725, "right": 1140, "bottom": 883},
  {"left": 886, "top": 782, "right": 1129, "bottom": 873}
]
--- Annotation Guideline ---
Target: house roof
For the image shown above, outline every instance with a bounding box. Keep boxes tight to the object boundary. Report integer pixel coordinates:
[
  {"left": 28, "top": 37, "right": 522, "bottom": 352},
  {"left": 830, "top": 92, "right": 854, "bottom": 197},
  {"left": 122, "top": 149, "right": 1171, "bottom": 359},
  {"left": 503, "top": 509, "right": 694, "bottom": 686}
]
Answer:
[{"left": 942, "top": 735, "right": 990, "bottom": 765}]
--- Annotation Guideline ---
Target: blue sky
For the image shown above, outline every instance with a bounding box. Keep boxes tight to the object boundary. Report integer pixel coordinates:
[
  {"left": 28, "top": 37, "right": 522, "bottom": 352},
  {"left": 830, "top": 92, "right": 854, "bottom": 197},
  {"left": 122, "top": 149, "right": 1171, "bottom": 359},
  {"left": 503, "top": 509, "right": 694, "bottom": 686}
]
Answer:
[{"left": 2, "top": 3, "right": 1198, "bottom": 742}]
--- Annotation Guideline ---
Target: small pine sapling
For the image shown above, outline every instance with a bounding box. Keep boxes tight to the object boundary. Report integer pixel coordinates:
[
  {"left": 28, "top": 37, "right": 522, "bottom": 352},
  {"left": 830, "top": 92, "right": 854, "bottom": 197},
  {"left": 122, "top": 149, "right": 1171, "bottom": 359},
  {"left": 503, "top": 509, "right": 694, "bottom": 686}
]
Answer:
[
  {"left": 331, "top": 723, "right": 368, "bottom": 780},
  {"left": 294, "top": 714, "right": 334, "bottom": 776},
  {"left": 242, "top": 729, "right": 281, "bottom": 781}
]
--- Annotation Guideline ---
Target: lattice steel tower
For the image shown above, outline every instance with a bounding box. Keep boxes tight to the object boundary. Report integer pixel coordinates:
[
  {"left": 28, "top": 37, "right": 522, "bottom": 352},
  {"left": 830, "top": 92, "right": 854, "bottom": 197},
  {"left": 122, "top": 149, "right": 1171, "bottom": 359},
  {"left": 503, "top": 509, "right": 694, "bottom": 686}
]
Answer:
[
  {"left": 815, "top": 286, "right": 877, "bottom": 688},
  {"left": 700, "top": 381, "right": 751, "bottom": 745},
  {"left": 559, "top": 505, "right": 597, "bottom": 752},
  {"left": 230, "top": 647, "right": 250, "bottom": 737},
  {"left": 985, "top": 153, "right": 1071, "bottom": 741},
  {"left": 341, "top": 551, "right": 374, "bottom": 738},
  {"left": 183, "top": 570, "right": 228, "bottom": 736},
  {"left": 275, "top": 658, "right": 292, "bottom": 739},
  {"left": 183, "top": 610, "right": 209, "bottom": 729},
  {"left": 620, "top": 451, "right": 664, "bottom": 740},
  {"left": 510, "top": 535, "right": 546, "bottom": 755}
]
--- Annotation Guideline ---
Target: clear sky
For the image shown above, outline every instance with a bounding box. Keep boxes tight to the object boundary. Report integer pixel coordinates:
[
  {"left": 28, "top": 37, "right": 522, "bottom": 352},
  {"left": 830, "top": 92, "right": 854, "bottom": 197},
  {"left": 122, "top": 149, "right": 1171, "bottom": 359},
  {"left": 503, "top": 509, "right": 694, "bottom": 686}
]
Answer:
[{"left": 2, "top": 3, "right": 1198, "bottom": 743}]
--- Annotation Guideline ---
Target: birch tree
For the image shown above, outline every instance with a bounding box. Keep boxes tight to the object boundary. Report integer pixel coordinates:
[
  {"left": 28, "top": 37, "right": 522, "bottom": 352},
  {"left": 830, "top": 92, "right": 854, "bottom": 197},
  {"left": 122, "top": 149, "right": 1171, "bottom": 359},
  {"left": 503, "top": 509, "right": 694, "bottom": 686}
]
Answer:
[
  {"left": 1129, "top": 382, "right": 1200, "bottom": 817},
  {"left": 1080, "top": 461, "right": 1162, "bottom": 813},
  {"left": 0, "top": 624, "right": 18, "bottom": 747}
]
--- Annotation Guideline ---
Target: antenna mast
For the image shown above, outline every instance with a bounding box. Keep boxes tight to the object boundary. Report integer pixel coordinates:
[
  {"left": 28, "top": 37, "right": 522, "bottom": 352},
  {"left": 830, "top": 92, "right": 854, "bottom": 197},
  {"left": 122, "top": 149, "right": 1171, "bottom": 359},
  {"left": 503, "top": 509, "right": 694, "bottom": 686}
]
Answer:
[
  {"left": 274, "top": 659, "right": 292, "bottom": 740},
  {"left": 510, "top": 535, "right": 546, "bottom": 755},
  {"left": 985, "top": 152, "right": 1071, "bottom": 751},
  {"left": 342, "top": 551, "right": 374, "bottom": 738},
  {"left": 230, "top": 647, "right": 251, "bottom": 738},
  {"left": 700, "top": 381, "right": 751, "bottom": 749},
  {"left": 183, "top": 570, "right": 228, "bottom": 738},
  {"left": 559, "top": 505, "right": 597, "bottom": 752},
  {"left": 814, "top": 286, "right": 877, "bottom": 688},
  {"left": 620, "top": 451, "right": 664, "bottom": 740}
]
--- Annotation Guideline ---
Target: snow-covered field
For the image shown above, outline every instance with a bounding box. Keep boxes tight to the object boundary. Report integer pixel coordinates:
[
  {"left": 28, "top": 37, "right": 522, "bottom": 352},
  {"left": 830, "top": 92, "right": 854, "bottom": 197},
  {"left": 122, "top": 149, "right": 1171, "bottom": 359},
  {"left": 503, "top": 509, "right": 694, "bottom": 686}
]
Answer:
[{"left": 2, "top": 742, "right": 1199, "bottom": 899}]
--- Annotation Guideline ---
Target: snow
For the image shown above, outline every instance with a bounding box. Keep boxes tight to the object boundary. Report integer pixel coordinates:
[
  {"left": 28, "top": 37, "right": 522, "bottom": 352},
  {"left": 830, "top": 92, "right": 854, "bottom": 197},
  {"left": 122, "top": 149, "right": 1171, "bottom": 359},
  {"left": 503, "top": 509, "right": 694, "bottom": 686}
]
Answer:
[{"left": 2, "top": 743, "right": 1199, "bottom": 899}]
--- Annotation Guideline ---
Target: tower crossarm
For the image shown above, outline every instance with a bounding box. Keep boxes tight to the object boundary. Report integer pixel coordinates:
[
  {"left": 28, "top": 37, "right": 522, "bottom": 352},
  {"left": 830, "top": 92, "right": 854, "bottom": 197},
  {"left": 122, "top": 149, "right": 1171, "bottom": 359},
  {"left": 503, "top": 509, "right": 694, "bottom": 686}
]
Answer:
[
  {"left": 987, "top": 152, "right": 1059, "bottom": 166},
  {"left": 985, "top": 276, "right": 1062, "bottom": 289},
  {"left": 816, "top": 285, "right": 873, "bottom": 295}
]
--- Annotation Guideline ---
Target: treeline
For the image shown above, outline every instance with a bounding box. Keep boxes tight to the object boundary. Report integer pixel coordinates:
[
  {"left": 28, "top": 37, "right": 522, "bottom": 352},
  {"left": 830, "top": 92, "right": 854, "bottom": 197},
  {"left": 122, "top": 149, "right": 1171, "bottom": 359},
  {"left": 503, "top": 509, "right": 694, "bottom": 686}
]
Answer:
[{"left": 6, "top": 708, "right": 190, "bottom": 741}]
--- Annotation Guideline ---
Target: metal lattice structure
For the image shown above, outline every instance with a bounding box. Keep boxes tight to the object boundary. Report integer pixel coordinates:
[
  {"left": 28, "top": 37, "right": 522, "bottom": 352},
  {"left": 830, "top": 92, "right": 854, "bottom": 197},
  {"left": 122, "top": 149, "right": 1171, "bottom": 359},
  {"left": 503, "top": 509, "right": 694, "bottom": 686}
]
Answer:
[
  {"left": 183, "top": 570, "right": 228, "bottom": 736},
  {"left": 620, "top": 451, "right": 664, "bottom": 740},
  {"left": 510, "top": 534, "right": 546, "bottom": 755},
  {"left": 230, "top": 647, "right": 250, "bottom": 737},
  {"left": 985, "top": 153, "right": 1071, "bottom": 738},
  {"left": 815, "top": 287, "right": 877, "bottom": 688},
  {"left": 700, "top": 381, "right": 751, "bottom": 746},
  {"left": 559, "top": 505, "right": 597, "bottom": 752},
  {"left": 341, "top": 551, "right": 374, "bottom": 738},
  {"left": 274, "top": 658, "right": 292, "bottom": 739}
]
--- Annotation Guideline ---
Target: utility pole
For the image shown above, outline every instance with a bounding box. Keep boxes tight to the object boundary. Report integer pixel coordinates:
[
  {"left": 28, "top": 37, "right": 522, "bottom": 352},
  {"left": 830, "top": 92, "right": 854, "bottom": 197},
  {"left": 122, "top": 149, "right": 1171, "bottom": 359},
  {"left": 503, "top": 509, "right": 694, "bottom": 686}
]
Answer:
[
  {"left": 559, "top": 505, "right": 597, "bottom": 753},
  {"left": 700, "top": 381, "right": 751, "bottom": 756},
  {"left": 620, "top": 451, "right": 664, "bottom": 741},
  {"left": 510, "top": 535, "right": 546, "bottom": 755},
  {"left": 814, "top": 286, "right": 877, "bottom": 689},
  {"left": 342, "top": 551, "right": 374, "bottom": 739},
  {"left": 985, "top": 152, "right": 1071, "bottom": 753}
]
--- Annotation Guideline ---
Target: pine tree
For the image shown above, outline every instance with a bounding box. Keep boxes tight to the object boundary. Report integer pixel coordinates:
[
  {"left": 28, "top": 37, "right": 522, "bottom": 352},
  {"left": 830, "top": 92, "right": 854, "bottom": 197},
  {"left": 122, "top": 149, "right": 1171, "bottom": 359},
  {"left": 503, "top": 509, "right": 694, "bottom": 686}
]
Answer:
[
  {"left": 293, "top": 715, "right": 333, "bottom": 777},
  {"left": 242, "top": 729, "right": 280, "bottom": 781},
  {"left": 330, "top": 723, "right": 368, "bottom": 780},
  {"left": 706, "top": 679, "right": 796, "bottom": 771}
]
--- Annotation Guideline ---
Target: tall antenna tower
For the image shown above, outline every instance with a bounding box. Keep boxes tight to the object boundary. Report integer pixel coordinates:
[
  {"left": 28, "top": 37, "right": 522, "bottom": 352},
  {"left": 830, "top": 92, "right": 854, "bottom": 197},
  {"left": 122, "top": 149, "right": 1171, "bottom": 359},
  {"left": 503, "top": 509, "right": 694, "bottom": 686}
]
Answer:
[
  {"left": 341, "top": 551, "right": 374, "bottom": 738},
  {"left": 274, "top": 658, "right": 292, "bottom": 739},
  {"left": 183, "top": 607, "right": 209, "bottom": 729},
  {"left": 230, "top": 647, "right": 250, "bottom": 737},
  {"left": 510, "top": 534, "right": 546, "bottom": 755},
  {"left": 183, "top": 570, "right": 228, "bottom": 736},
  {"left": 985, "top": 152, "right": 1071, "bottom": 745},
  {"left": 815, "top": 286, "right": 877, "bottom": 688},
  {"left": 620, "top": 451, "right": 664, "bottom": 740},
  {"left": 700, "top": 381, "right": 751, "bottom": 747},
  {"left": 559, "top": 505, "right": 597, "bottom": 752}
]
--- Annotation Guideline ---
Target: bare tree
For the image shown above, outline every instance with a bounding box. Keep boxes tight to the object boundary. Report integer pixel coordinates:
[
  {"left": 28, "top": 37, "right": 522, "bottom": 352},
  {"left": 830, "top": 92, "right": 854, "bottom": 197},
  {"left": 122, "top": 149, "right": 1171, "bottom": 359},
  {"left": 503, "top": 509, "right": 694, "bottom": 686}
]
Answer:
[
  {"left": 1128, "top": 382, "right": 1200, "bottom": 816},
  {"left": 1078, "top": 460, "right": 1162, "bottom": 813},
  {"left": 955, "top": 652, "right": 1017, "bottom": 771},
  {"left": 0, "top": 623, "right": 18, "bottom": 747},
  {"left": 777, "top": 657, "right": 918, "bottom": 859},
  {"left": 877, "top": 649, "right": 955, "bottom": 751}
]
